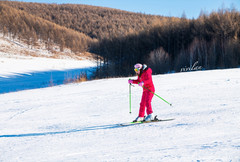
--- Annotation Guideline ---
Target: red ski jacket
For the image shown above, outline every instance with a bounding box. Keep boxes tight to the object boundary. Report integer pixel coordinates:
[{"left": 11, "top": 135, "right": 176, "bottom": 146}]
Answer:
[{"left": 132, "top": 68, "right": 155, "bottom": 92}]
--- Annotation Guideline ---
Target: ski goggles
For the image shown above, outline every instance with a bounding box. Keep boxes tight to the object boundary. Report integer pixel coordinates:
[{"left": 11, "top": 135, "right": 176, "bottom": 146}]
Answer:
[{"left": 134, "top": 68, "right": 140, "bottom": 72}]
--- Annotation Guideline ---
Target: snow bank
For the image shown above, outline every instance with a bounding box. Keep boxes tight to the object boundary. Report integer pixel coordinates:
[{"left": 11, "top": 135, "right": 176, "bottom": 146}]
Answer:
[
  {"left": 0, "top": 68, "right": 239, "bottom": 161},
  {"left": 0, "top": 52, "right": 97, "bottom": 93},
  {"left": 0, "top": 52, "right": 96, "bottom": 77}
]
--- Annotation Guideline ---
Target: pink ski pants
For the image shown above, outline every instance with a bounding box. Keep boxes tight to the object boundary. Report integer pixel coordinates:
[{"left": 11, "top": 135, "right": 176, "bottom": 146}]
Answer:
[{"left": 139, "top": 90, "right": 154, "bottom": 117}]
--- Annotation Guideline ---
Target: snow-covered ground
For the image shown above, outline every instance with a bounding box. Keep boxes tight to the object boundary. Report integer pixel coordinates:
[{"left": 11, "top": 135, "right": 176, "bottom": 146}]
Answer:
[
  {"left": 0, "top": 52, "right": 96, "bottom": 77},
  {"left": 0, "top": 35, "right": 98, "bottom": 93},
  {"left": 0, "top": 52, "right": 96, "bottom": 93},
  {"left": 0, "top": 60, "right": 240, "bottom": 161}
]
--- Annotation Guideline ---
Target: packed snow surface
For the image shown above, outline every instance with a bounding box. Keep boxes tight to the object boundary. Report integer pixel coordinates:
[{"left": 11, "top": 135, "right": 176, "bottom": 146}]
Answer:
[{"left": 0, "top": 64, "right": 240, "bottom": 161}]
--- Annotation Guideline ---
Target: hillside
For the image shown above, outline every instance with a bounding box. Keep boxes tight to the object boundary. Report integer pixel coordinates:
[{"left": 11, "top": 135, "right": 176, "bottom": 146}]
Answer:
[
  {"left": 0, "top": 67, "right": 240, "bottom": 161},
  {"left": 0, "top": 2, "right": 94, "bottom": 56},
  {"left": 1, "top": 1, "right": 240, "bottom": 78},
  {"left": 0, "top": 32, "right": 94, "bottom": 60},
  {"left": 91, "top": 9, "right": 240, "bottom": 76},
  {"left": 0, "top": 1, "right": 174, "bottom": 63},
  {"left": 3, "top": 1, "right": 173, "bottom": 39}
]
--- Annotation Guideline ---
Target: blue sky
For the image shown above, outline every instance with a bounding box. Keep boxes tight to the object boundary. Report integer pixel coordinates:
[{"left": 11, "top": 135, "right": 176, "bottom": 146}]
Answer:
[{"left": 16, "top": 0, "right": 240, "bottom": 19}]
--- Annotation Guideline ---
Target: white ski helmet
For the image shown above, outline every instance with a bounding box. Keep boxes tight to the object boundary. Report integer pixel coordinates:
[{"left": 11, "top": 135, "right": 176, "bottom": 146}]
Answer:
[
  {"left": 134, "top": 63, "right": 142, "bottom": 72},
  {"left": 134, "top": 63, "right": 142, "bottom": 69}
]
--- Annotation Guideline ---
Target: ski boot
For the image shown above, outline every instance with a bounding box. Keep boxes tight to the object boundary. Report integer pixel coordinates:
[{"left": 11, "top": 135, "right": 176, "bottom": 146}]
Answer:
[
  {"left": 133, "top": 116, "right": 144, "bottom": 122},
  {"left": 144, "top": 113, "right": 154, "bottom": 122}
]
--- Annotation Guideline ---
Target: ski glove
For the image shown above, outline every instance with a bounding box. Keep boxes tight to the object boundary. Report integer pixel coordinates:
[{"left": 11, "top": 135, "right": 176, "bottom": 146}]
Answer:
[
  {"left": 128, "top": 80, "right": 133, "bottom": 84},
  {"left": 138, "top": 81, "right": 144, "bottom": 87}
]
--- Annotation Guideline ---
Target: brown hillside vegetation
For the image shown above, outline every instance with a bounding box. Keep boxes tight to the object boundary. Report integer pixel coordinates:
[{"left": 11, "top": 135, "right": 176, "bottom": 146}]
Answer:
[
  {"left": 0, "top": 2, "right": 93, "bottom": 54},
  {"left": 3, "top": 1, "right": 172, "bottom": 40}
]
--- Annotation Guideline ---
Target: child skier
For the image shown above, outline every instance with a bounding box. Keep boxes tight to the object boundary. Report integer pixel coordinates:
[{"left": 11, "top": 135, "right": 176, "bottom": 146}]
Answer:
[{"left": 128, "top": 63, "right": 155, "bottom": 122}]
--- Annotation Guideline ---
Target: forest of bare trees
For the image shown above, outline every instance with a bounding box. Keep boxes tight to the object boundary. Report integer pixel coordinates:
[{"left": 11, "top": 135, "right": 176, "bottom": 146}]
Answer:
[
  {"left": 3, "top": 1, "right": 169, "bottom": 40},
  {"left": 90, "top": 9, "right": 240, "bottom": 77},
  {"left": 0, "top": 3, "right": 92, "bottom": 53},
  {"left": 0, "top": 1, "right": 240, "bottom": 78}
]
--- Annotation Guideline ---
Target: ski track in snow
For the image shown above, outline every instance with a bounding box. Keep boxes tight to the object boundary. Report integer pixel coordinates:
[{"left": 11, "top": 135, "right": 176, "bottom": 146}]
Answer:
[{"left": 0, "top": 67, "right": 240, "bottom": 161}]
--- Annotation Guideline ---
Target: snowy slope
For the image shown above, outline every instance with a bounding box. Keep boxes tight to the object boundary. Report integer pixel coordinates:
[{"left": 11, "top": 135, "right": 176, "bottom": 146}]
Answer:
[
  {"left": 0, "top": 52, "right": 96, "bottom": 77},
  {"left": 0, "top": 68, "right": 240, "bottom": 161},
  {"left": 0, "top": 52, "right": 96, "bottom": 93}
]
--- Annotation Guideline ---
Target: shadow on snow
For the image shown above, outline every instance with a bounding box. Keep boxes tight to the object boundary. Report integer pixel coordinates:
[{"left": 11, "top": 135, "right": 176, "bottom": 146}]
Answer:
[
  {"left": 0, "top": 67, "right": 96, "bottom": 94},
  {"left": 0, "top": 123, "right": 131, "bottom": 138},
  {"left": 0, "top": 120, "right": 176, "bottom": 138}
]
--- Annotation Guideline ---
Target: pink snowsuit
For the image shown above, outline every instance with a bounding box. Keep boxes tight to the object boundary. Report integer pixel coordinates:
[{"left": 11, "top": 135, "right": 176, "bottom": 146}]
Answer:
[{"left": 132, "top": 68, "right": 155, "bottom": 117}]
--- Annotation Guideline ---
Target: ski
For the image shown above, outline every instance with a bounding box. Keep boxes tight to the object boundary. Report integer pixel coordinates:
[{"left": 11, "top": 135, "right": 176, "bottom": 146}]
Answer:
[{"left": 119, "top": 118, "right": 174, "bottom": 126}]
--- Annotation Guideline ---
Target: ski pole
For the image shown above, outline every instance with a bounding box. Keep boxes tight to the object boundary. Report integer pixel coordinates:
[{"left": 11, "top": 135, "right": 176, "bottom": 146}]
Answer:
[
  {"left": 129, "top": 81, "right": 132, "bottom": 114},
  {"left": 142, "top": 85, "right": 172, "bottom": 106}
]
